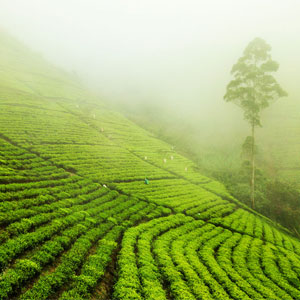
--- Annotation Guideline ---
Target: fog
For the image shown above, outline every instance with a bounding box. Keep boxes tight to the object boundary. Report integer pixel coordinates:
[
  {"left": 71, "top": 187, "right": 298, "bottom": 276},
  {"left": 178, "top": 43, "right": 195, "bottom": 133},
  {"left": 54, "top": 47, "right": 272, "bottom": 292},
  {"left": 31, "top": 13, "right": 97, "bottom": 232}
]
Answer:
[
  {"left": 2, "top": 0, "right": 300, "bottom": 241},
  {"left": 1, "top": 0, "right": 300, "bottom": 149}
]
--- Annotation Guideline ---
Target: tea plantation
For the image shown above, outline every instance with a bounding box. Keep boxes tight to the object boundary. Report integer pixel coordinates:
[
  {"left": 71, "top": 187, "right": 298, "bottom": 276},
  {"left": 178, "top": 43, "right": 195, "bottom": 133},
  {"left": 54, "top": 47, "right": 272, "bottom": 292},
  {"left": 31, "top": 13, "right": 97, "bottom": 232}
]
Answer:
[{"left": 0, "top": 30, "right": 300, "bottom": 299}]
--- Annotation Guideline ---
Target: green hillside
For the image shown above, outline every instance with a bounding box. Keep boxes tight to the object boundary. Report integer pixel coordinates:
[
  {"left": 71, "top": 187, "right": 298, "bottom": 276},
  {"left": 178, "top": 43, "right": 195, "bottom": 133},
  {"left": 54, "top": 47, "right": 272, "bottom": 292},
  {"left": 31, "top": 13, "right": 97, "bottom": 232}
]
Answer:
[{"left": 1, "top": 30, "right": 300, "bottom": 300}]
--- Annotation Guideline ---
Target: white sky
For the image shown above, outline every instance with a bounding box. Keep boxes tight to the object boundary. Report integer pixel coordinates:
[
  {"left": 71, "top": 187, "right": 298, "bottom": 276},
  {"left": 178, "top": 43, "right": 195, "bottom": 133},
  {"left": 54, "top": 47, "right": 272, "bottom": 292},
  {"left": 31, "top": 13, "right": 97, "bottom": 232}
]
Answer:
[{"left": 0, "top": 0, "right": 299, "bottom": 111}]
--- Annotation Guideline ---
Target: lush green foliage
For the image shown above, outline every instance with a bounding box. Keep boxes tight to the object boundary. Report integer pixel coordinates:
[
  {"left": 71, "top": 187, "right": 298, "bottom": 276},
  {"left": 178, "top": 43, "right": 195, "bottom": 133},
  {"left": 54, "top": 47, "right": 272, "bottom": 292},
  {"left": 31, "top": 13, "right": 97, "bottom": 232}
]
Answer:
[{"left": 0, "top": 30, "right": 300, "bottom": 299}]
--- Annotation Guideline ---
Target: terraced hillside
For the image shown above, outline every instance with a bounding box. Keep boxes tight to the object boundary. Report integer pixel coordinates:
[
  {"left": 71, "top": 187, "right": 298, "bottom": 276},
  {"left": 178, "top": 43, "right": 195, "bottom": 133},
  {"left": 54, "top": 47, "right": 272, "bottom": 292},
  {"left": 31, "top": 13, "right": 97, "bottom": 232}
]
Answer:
[{"left": 1, "top": 30, "right": 300, "bottom": 300}]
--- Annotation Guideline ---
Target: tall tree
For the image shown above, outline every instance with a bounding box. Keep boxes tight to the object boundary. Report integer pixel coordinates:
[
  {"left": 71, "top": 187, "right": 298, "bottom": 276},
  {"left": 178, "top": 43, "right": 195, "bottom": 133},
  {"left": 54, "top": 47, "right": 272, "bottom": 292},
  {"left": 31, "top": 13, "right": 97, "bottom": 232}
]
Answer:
[{"left": 224, "top": 37, "right": 287, "bottom": 209}]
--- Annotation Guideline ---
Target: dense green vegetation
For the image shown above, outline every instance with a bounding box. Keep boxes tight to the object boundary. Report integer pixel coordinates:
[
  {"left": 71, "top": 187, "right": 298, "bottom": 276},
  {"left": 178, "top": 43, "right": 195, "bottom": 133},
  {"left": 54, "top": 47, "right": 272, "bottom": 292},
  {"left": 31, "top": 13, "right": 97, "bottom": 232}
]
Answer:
[{"left": 0, "top": 30, "right": 300, "bottom": 299}]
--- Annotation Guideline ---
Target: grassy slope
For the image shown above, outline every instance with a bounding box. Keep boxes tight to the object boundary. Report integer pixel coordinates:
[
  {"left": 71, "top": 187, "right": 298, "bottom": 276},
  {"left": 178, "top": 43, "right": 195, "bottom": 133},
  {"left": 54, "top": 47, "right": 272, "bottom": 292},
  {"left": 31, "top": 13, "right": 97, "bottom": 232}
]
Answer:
[{"left": 1, "top": 30, "right": 300, "bottom": 299}]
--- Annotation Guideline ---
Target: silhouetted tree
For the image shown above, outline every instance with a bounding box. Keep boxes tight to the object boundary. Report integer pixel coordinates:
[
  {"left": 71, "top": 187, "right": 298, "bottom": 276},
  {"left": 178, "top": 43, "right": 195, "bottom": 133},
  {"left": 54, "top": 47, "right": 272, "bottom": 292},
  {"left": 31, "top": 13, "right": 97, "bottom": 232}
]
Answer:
[{"left": 224, "top": 37, "right": 287, "bottom": 209}]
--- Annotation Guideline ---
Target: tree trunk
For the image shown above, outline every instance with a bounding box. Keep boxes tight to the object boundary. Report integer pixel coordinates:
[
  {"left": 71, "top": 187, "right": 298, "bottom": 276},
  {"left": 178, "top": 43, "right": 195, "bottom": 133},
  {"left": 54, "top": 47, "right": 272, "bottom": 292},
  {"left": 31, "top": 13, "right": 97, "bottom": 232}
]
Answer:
[{"left": 251, "top": 123, "right": 255, "bottom": 209}]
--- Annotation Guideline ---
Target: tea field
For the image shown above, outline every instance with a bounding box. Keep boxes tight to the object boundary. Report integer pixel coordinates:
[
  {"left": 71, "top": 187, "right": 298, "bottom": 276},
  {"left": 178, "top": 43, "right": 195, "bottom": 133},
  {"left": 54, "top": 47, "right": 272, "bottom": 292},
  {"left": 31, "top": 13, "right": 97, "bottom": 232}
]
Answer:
[{"left": 0, "top": 30, "right": 300, "bottom": 300}]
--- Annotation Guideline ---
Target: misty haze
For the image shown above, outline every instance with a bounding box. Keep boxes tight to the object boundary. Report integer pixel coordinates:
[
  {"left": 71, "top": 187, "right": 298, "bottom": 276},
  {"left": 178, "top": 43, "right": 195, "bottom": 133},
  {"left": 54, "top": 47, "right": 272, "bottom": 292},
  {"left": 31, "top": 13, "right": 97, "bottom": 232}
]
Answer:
[{"left": 0, "top": 1, "right": 300, "bottom": 299}]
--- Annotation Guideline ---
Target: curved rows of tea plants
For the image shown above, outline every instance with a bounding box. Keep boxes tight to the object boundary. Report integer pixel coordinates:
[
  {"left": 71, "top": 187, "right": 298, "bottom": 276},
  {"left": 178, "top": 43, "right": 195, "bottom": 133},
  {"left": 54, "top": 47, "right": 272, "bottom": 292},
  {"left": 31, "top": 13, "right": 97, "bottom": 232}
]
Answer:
[
  {"left": 212, "top": 208, "right": 300, "bottom": 253},
  {"left": 0, "top": 137, "right": 171, "bottom": 299},
  {"left": 115, "top": 214, "right": 300, "bottom": 300},
  {"left": 1, "top": 30, "right": 300, "bottom": 299}
]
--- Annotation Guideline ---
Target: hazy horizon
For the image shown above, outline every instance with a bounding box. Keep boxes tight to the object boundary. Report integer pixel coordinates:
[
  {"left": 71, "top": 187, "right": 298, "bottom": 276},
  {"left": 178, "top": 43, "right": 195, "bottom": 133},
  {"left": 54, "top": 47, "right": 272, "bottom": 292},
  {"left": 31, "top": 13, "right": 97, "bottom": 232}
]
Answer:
[
  {"left": 0, "top": 0, "right": 299, "bottom": 153},
  {"left": 1, "top": 0, "right": 299, "bottom": 107}
]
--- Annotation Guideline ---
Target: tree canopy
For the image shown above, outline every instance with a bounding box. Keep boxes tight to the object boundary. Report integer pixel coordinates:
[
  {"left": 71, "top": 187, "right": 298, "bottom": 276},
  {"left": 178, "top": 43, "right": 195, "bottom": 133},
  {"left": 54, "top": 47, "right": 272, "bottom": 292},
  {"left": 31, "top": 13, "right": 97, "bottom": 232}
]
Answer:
[{"left": 224, "top": 37, "right": 287, "bottom": 127}]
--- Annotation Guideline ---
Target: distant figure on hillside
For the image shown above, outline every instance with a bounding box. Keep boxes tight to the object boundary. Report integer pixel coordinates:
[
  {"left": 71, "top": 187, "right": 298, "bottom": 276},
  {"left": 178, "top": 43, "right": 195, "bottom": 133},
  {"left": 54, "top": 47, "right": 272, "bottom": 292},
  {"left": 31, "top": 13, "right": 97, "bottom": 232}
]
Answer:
[{"left": 144, "top": 178, "right": 149, "bottom": 185}]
